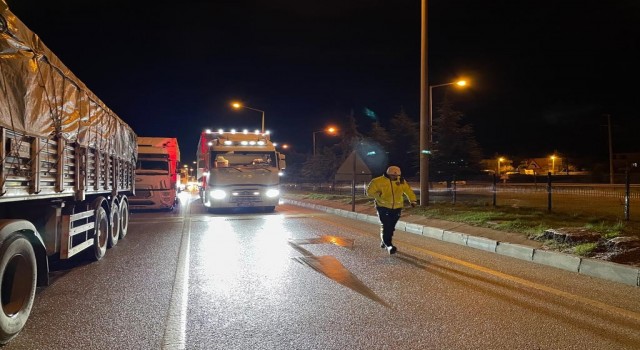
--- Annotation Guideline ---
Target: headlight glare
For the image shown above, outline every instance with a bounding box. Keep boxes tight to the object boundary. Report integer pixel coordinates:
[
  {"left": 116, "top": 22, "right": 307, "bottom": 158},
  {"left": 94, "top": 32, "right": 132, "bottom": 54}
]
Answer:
[
  {"left": 210, "top": 189, "right": 227, "bottom": 200},
  {"left": 265, "top": 189, "right": 280, "bottom": 198}
]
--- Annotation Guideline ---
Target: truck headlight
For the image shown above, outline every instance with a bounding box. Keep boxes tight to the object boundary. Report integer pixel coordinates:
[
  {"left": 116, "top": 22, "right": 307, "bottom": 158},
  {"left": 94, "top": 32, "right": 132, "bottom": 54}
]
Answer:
[
  {"left": 210, "top": 189, "right": 227, "bottom": 200},
  {"left": 265, "top": 189, "right": 279, "bottom": 198}
]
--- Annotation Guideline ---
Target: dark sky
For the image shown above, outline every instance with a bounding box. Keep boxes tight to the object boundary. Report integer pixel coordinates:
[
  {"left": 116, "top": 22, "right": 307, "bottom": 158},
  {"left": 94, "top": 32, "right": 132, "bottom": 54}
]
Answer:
[{"left": 6, "top": 0, "right": 640, "bottom": 163}]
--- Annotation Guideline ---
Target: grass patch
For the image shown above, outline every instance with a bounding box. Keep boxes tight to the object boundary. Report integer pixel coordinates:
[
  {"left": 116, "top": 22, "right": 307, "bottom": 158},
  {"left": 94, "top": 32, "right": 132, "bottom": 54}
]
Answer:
[
  {"left": 573, "top": 242, "right": 598, "bottom": 256},
  {"left": 585, "top": 221, "right": 624, "bottom": 239},
  {"left": 494, "top": 220, "right": 548, "bottom": 236}
]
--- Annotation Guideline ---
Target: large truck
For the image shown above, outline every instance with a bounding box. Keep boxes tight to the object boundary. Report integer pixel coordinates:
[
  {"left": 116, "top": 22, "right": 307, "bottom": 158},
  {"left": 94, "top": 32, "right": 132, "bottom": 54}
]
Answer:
[
  {"left": 0, "top": 2, "right": 136, "bottom": 343},
  {"left": 196, "top": 129, "right": 286, "bottom": 212},
  {"left": 129, "top": 137, "right": 180, "bottom": 210}
]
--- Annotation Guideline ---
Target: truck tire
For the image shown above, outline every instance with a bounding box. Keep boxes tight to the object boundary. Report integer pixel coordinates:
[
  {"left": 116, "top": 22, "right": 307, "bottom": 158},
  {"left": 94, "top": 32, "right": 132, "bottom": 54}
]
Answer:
[
  {"left": 0, "top": 234, "right": 37, "bottom": 344},
  {"left": 90, "top": 207, "right": 108, "bottom": 261},
  {"left": 119, "top": 199, "right": 129, "bottom": 239},
  {"left": 263, "top": 206, "right": 276, "bottom": 213},
  {"left": 108, "top": 201, "right": 120, "bottom": 248}
]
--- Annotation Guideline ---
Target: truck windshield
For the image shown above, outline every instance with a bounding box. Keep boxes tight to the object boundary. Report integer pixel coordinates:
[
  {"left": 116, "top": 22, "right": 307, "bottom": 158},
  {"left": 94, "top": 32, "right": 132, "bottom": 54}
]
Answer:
[
  {"left": 136, "top": 160, "right": 169, "bottom": 173},
  {"left": 211, "top": 151, "right": 276, "bottom": 168}
]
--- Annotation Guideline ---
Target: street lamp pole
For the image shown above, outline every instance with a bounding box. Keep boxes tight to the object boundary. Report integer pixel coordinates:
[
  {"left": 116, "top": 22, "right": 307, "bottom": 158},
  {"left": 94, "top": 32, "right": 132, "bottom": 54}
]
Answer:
[
  {"left": 312, "top": 127, "right": 337, "bottom": 156},
  {"left": 419, "top": 0, "right": 429, "bottom": 207},
  {"left": 313, "top": 131, "right": 318, "bottom": 156},
  {"left": 231, "top": 103, "right": 265, "bottom": 133}
]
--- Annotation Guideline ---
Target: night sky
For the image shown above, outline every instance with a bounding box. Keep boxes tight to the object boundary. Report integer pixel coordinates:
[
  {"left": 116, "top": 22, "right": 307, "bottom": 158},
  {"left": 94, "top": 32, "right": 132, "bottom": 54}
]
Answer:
[{"left": 6, "top": 0, "right": 640, "bottom": 164}]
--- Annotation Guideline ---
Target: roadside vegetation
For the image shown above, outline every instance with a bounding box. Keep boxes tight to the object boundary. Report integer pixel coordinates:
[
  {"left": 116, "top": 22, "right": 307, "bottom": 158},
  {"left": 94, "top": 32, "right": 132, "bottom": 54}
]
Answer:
[{"left": 286, "top": 191, "right": 640, "bottom": 262}]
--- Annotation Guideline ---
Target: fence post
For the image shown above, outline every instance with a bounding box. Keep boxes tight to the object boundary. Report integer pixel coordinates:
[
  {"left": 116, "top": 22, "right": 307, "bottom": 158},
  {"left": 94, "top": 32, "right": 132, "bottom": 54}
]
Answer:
[
  {"left": 492, "top": 173, "right": 497, "bottom": 207},
  {"left": 547, "top": 171, "right": 552, "bottom": 212},
  {"left": 625, "top": 168, "right": 630, "bottom": 221},
  {"left": 452, "top": 174, "right": 457, "bottom": 205}
]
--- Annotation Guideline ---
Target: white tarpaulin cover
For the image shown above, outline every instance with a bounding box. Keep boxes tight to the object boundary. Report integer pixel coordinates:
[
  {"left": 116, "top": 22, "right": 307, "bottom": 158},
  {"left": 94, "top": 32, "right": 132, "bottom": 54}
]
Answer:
[{"left": 0, "top": 0, "right": 136, "bottom": 160}]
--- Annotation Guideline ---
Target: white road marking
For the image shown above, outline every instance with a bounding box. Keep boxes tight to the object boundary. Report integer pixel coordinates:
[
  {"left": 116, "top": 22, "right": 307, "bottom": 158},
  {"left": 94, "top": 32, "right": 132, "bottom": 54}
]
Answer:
[{"left": 161, "top": 212, "right": 191, "bottom": 349}]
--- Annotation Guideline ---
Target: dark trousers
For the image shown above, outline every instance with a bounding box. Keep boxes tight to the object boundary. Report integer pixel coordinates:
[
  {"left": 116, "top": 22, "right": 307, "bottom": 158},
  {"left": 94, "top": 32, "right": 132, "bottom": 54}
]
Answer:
[{"left": 376, "top": 207, "right": 402, "bottom": 246}]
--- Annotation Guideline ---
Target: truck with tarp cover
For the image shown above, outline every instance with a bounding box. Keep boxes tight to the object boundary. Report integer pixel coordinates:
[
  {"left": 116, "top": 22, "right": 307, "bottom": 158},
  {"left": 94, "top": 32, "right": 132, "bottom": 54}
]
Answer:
[{"left": 0, "top": 1, "right": 137, "bottom": 343}]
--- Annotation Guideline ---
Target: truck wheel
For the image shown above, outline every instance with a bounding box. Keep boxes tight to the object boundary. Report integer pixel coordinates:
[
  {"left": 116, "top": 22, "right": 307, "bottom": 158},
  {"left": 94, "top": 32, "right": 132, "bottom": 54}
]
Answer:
[
  {"left": 263, "top": 206, "right": 276, "bottom": 213},
  {"left": 90, "top": 207, "right": 108, "bottom": 261},
  {"left": 119, "top": 200, "right": 129, "bottom": 239},
  {"left": 0, "top": 234, "right": 37, "bottom": 344},
  {"left": 108, "top": 201, "right": 120, "bottom": 248}
]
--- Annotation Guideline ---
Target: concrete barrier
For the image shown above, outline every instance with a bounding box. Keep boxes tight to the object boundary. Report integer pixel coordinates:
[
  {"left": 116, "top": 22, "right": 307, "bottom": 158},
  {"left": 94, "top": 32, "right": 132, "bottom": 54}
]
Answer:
[
  {"left": 366, "top": 216, "right": 380, "bottom": 224},
  {"left": 355, "top": 213, "right": 369, "bottom": 222},
  {"left": 578, "top": 258, "right": 640, "bottom": 287},
  {"left": 533, "top": 250, "right": 581, "bottom": 273},
  {"left": 443, "top": 231, "right": 468, "bottom": 246},
  {"left": 466, "top": 236, "right": 498, "bottom": 253},
  {"left": 406, "top": 223, "right": 424, "bottom": 235},
  {"left": 344, "top": 210, "right": 357, "bottom": 219},
  {"left": 496, "top": 242, "right": 534, "bottom": 261},
  {"left": 422, "top": 227, "right": 444, "bottom": 240}
]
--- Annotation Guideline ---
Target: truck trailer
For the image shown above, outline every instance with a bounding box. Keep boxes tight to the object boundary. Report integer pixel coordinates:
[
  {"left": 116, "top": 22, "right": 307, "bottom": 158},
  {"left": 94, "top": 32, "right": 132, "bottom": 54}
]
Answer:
[
  {"left": 196, "top": 129, "right": 286, "bottom": 212},
  {"left": 0, "top": 2, "right": 136, "bottom": 343},
  {"left": 129, "top": 137, "right": 180, "bottom": 210}
]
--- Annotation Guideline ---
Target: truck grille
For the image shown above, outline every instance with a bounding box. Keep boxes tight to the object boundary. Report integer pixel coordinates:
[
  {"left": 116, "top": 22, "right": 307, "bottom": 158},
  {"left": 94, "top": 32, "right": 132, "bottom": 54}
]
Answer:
[
  {"left": 229, "top": 189, "right": 261, "bottom": 202},
  {"left": 133, "top": 190, "right": 151, "bottom": 198}
]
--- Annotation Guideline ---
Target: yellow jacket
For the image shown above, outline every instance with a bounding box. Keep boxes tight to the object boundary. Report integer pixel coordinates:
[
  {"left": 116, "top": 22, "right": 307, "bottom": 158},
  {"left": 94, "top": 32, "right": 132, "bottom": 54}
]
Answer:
[{"left": 366, "top": 175, "right": 417, "bottom": 209}]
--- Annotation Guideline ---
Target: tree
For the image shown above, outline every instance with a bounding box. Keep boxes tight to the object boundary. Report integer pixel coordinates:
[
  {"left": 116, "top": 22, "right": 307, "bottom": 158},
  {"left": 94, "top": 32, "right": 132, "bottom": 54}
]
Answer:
[
  {"left": 431, "top": 98, "right": 482, "bottom": 181},
  {"left": 388, "top": 108, "right": 420, "bottom": 177},
  {"left": 300, "top": 147, "right": 338, "bottom": 183},
  {"left": 367, "top": 121, "right": 392, "bottom": 151},
  {"left": 335, "top": 111, "right": 363, "bottom": 163},
  {"left": 363, "top": 121, "right": 392, "bottom": 175},
  {"left": 280, "top": 150, "right": 307, "bottom": 183}
]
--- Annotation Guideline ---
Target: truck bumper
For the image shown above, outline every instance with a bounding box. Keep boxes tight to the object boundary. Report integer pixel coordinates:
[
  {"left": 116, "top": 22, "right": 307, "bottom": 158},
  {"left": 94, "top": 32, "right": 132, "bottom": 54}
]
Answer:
[
  {"left": 129, "top": 190, "right": 176, "bottom": 210},
  {"left": 202, "top": 188, "right": 280, "bottom": 209}
]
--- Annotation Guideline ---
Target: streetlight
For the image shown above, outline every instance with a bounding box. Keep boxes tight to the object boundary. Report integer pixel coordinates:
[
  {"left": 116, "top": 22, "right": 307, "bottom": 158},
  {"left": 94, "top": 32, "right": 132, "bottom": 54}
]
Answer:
[
  {"left": 231, "top": 102, "right": 265, "bottom": 133},
  {"left": 429, "top": 80, "right": 467, "bottom": 143},
  {"left": 420, "top": 79, "right": 469, "bottom": 206},
  {"left": 419, "top": 0, "right": 429, "bottom": 208},
  {"left": 312, "top": 126, "right": 338, "bottom": 156},
  {"left": 550, "top": 155, "right": 556, "bottom": 175},
  {"left": 497, "top": 157, "right": 504, "bottom": 175}
]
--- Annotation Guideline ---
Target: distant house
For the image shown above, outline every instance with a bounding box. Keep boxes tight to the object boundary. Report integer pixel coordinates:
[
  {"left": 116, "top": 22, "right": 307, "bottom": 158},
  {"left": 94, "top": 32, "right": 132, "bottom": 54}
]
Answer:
[
  {"left": 479, "top": 158, "right": 514, "bottom": 175},
  {"left": 517, "top": 156, "right": 585, "bottom": 175}
]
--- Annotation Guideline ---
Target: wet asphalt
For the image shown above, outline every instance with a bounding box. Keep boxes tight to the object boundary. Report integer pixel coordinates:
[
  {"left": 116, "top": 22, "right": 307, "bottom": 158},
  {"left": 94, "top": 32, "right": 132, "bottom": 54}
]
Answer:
[{"left": 5, "top": 192, "right": 640, "bottom": 349}]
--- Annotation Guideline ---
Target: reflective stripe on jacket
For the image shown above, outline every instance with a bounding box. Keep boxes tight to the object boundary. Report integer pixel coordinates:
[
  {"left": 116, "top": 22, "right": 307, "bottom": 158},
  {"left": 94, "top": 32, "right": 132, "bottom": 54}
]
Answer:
[{"left": 366, "top": 175, "right": 417, "bottom": 209}]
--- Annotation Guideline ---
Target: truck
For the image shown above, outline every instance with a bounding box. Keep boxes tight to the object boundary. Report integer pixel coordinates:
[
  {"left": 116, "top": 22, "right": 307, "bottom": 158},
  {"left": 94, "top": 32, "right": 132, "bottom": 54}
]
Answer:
[
  {"left": 0, "top": 2, "right": 136, "bottom": 343},
  {"left": 129, "top": 137, "right": 180, "bottom": 210},
  {"left": 196, "top": 129, "right": 286, "bottom": 212}
]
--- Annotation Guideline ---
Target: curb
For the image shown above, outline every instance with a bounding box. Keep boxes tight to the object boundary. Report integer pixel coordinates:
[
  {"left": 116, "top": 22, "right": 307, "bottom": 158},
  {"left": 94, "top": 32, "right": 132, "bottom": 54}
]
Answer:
[{"left": 283, "top": 198, "right": 640, "bottom": 287}]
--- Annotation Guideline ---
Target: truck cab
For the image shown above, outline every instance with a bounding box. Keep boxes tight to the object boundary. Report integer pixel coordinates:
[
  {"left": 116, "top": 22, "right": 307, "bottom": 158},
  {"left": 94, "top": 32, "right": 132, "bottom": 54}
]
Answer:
[
  {"left": 130, "top": 137, "right": 180, "bottom": 210},
  {"left": 197, "top": 129, "right": 286, "bottom": 212}
]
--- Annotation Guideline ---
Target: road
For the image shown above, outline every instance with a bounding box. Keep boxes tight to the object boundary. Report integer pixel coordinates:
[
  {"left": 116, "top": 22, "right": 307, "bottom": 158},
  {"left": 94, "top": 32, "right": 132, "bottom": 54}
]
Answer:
[{"left": 5, "top": 192, "right": 640, "bottom": 349}]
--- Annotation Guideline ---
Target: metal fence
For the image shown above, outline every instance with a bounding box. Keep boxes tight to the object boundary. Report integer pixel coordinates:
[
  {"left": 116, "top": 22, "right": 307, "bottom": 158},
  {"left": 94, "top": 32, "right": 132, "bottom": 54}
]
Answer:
[{"left": 284, "top": 179, "right": 640, "bottom": 222}]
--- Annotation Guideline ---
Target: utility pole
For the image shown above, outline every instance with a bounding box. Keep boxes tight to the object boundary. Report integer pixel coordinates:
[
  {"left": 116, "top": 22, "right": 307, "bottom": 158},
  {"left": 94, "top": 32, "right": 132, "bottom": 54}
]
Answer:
[
  {"left": 606, "top": 114, "right": 614, "bottom": 184},
  {"left": 419, "top": 0, "right": 430, "bottom": 206}
]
